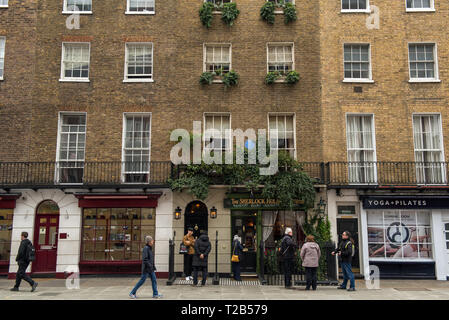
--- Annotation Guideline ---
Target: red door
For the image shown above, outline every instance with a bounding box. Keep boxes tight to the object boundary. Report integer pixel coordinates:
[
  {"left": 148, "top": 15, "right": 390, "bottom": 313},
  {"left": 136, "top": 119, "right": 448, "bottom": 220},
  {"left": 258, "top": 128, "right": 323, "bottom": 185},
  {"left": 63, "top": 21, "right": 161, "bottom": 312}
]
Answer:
[{"left": 32, "top": 214, "right": 59, "bottom": 273}]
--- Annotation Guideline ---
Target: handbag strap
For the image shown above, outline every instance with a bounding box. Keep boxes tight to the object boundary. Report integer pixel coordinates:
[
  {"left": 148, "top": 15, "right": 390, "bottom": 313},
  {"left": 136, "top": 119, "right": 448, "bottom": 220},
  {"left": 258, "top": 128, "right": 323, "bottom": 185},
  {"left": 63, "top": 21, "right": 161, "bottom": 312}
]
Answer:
[{"left": 233, "top": 241, "right": 237, "bottom": 255}]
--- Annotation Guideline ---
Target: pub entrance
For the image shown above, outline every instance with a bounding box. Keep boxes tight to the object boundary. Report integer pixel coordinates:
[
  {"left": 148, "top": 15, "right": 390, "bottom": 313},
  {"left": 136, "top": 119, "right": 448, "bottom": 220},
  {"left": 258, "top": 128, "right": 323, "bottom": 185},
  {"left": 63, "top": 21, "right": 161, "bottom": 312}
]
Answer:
[{"left": 231, "top": 211, "right": 258, "bottom": 273}]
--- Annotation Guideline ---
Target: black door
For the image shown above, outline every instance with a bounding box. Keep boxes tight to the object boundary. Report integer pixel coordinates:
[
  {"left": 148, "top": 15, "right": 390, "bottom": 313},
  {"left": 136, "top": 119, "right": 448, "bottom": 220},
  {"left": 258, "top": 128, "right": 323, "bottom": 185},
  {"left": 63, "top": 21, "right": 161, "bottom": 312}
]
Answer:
[
  {"left": 231, "top": 212, "right": 257, "bottom": 273},
  {"left": 184, "top": 201, "right": 208, "bottom": 239},
  {"left": 337, "top": 218, "right": 360, "bottom": 269}
]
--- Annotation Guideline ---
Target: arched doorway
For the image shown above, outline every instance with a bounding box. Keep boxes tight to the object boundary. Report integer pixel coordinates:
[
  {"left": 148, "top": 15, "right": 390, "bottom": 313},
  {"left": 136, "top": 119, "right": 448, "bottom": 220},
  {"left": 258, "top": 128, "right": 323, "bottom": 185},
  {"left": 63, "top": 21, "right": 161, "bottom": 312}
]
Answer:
[
  {"left": 184, "top": 201, "right": 208, "bottom": 239},
  {"left": 32, "top": 200, "right": 60, "bottom": 273}
]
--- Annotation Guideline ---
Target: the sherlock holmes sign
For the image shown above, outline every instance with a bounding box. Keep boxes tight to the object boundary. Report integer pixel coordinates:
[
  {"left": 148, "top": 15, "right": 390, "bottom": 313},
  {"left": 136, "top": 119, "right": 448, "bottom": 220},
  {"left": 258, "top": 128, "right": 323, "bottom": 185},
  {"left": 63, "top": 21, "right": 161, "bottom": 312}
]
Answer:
[
  {"left": 362, "top": 196, "right": 449, "bottom": 210},
  {"left": 224, "top": 198, "right": 304, "bottom": 209}
]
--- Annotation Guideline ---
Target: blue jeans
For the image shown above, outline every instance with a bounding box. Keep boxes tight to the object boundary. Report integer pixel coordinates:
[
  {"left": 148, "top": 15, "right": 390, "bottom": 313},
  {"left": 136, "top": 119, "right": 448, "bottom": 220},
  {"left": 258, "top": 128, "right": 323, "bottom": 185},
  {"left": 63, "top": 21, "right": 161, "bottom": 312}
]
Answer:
[
  {"left": 232, "top": 262, "right": 241, "bottom": 281},
  {"left": 130, "top": 271, "right": 159, "bottom": 296},
  {"left": 341, "top": 262, "right": 355, "bottom": 289}
]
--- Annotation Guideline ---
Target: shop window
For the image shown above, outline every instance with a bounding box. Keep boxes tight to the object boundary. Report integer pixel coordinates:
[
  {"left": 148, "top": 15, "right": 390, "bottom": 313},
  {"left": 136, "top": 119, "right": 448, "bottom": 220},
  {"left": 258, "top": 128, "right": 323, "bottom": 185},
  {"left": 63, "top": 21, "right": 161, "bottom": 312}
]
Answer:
[
  {"left": 367, "top": 210, "right": 433, "bottom": 260},
  {"left": 262, "top": 210, "right": 305, "bottom": 249},
  {"left": 0, "top": 209, "right": 13, "bottom": 262},
  {"left": 81, "top": 207, "right": 155, "bottom": 261}
]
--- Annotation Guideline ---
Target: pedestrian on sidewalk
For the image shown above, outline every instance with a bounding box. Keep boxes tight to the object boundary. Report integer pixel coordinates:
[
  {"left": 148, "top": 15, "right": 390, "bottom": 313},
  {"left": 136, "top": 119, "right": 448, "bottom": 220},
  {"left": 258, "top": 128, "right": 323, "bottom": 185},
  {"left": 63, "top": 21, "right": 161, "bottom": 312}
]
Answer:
[
  {"left": 231, "top": 235, "right": 243, "bottom": 282},
  {"left": 183, "top": 227, "right": 196, "bottom": 281},
  {"left": 129, "top": 236, "right": 163, "bottom": 299},
  {"left": 332, "top": 231, "right": 356, "bottom": 291},
  {"left": 300, "top": 234, "right": 321, "bottom": 291},
  {"left": 10, "top": 232, "right": 38, "bottom": 292},
  {"left": 192, "top": 231, "right": 211, "bottom": 286},
  {"left": 280, "top": 227, "right": 297, "bottom": 289}
]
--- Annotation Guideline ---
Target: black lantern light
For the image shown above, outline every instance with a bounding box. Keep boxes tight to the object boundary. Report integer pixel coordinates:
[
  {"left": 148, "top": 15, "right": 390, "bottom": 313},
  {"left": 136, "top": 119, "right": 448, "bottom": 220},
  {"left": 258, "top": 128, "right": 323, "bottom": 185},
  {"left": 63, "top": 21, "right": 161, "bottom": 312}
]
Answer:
[
  {"left": 318, "top": 197, "right": 327, "bottom": 214},
  {"left": 174, "top": 206, "right": 182, "bottom": 220},
  {"left": 210, "top": 206, "right": 218, "bottom": 219}
]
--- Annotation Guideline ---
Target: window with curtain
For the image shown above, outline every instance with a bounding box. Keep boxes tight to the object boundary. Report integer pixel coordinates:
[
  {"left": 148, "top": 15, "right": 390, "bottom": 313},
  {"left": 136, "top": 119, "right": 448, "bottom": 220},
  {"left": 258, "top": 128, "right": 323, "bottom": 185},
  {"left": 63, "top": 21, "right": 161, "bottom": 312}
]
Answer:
[
  {"left": 61, "top": 43, "right": 90, "bottom": 80},
  {"left": 204, "top": 44, "right": 231, "bottom": 74},
  {"left": 263, "top": 211, "right": 305, "bottom": 248},
  {"left": 127, "top": 0, "right": 155, "bottom": 13},
  {"left": 342, "top": 0, "right": 368, "bottom": 10},
  {"left": 409, "top": 44, "right": 437, "bottom": 80},
  {"left": 0, "top": 37, "right": 5, "bottom": 80},
  {"left": 204, "top": 114, "right": 231, "bottom": 151},
  {"left": 125, "top": 43, "right": 153, "bottom": 81},
  {"left": 0, "top": 209, "right": 13, "bottom": 262},
  {"left": 413, "top": 114, "right": 445, "bottom": 184},
  {"left": 123, "top": 114, "right": 151, "bottom": 183},
  {"left": 64, "top": 0, "right": 92, "bottom": 12},
  {"left": 0, "top": 0, "right": 7, "bottom": 7},
  {"left": 267, "top": 43, "right": 294, "bottom": 75},
  {"left": 269, "top": 114, "right": 295, "bottom": 158},
  {"left": 344, "top": 44, "right": 371, "bottom": 80},
  {"left": 205, "top": 0, "right": 231, "bottom": 4},
  {"left": 346, "top": 114, "right": 376, "bottom": 183},
  {"left": 406, "top": 0, "right": 433, "bottom": 9}
]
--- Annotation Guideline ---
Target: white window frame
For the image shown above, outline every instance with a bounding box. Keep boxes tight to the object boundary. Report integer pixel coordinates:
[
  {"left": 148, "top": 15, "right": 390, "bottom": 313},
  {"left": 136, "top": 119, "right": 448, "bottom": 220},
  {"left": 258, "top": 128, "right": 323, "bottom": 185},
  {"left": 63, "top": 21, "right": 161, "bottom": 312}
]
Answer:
[
  {"left": 121, "top": 113, "right": 152, "bottom": 184},
  {"left": 266, "top": 0, "right": 295, "bottom": 14},
  {"left": 0, "top": 0, "right": 8, "bottom": 8},
  {"left": 341, "top": 0, "right": 370, "bottom": 13},
  {"left": 343, "top": 43, "right": 374, "bottom": 83},
  {"left": 55, "top": 112, "right": 87, "bottom": 185},
  {"left": 405, "top": 0, "right": 435, "bottom": 12},
  {"left": 59, "top": 42, "right": 91, "bottom": 82},
  {"left": 266, "top": 42, "right": 295, "bottom": 82},
  {"left": 267, "top": 113, "right": 296, "bottom": 159},
  {"left": 126, "top": 0, "right": 155, "bottom": 15},
  {"left": 203, "top": 112, "right": 232, "bottom": 153},
  {"left": 408, "top": 42, "right": 440, "bottom": 83},
  {"left": 412, "top": 113, "right": 446, "bottom": 185},
  {"left": 123, "top": 42, "right": 154, "bottom": 83},
  {"left": 0, "top": 37, "right": 5, "bottom": 81},
  {"left": 62, "top": 0, "right": 93, "bottom": 14},
  {"left": 345, "top": 113, "right": 378, "bottom": 185},
  {"left": 203, "top": 43, "right": 232, "bottom": 84}
]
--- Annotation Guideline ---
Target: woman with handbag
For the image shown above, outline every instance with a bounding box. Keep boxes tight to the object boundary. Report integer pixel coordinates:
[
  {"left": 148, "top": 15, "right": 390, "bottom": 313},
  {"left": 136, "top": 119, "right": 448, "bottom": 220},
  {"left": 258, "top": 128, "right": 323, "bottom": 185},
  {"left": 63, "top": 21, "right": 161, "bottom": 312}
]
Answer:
[
  {"left": 231, "top": 235, "right": 243, "bottom": 282},
  {"left": 182, "top": 227, "right": 195, "bottom": 281}
]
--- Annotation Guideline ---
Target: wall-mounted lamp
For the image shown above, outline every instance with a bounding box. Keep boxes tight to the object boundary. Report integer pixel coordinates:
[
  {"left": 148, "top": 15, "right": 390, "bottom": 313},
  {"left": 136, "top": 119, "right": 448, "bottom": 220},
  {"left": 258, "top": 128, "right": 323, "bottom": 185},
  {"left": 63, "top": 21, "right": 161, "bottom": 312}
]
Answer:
[
  {"left": 210, "top": 206, "right": 217, "bottom": 219},
  {"left": 174, "top": 206, "right": 182, "bottom": 220},
  {"left": 318, "top": 197, "right": 327, "bottom": 215}
]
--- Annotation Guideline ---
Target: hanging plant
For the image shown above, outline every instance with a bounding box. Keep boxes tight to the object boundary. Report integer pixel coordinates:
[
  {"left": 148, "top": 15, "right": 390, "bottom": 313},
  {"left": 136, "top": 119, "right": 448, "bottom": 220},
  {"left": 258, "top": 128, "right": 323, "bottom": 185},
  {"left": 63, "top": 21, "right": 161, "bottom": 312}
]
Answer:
[
  {"left": 199, "top": 2, "right": 214, "bottom": 28},
  {"left": 222, "top": 70, "right": 240, "bottom": 87},
  {"left": 283, "top": 2, "right": 297, "bottom": 24},
  {"left": 260, "top": 1, "right": 276, "bottom": 24},
  {"left": 199, "top": 72, "right": 214, "bottom": 85},
  {"left": 285, "top": 70, "right": 300, "bottom": 84},
  {"left": 221, "top": 2, "right": 240, "bottom": 27},
  {"left": 265, "top": 71, "right": 281, "bottom": 84}
]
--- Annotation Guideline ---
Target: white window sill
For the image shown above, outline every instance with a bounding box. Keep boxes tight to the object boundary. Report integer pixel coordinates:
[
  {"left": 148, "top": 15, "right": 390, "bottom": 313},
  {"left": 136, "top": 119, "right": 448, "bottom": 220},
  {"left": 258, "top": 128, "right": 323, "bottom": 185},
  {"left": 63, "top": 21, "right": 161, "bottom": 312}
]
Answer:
[
  {"left": 123, "top": 79, "right": 154, "bottom": 83},
  {"left": 0, "top": 77, "right": 3, "bottom": 81},
  {"left": 406, "top": 8, "right": 435, "bottom": 12},
  {"left": 0, "top": 5, "right": 8, "bottom": 8},
  {"left": 59, "top": 78, "right": 90, "bottom": 82},
  {"left": 408, "top": 79, "right": 441, "bottom": 83},
  {"left": 343, "top": 79, "right": 374, "bottom": 83},
  {"left": 62, "top": 11, "right": 93, "bottom": 15},
  {"left": 125, "top": 11, "right": 155, "bottom": 15},
  {"left": 212, "top": 11, "right": 222, "bottom": 15},
  {"left": 274, "top": 10, "right": 284, "bottom": 14},
  {"left": 212, "top": 80, "right": 224, "bottom": 84},
  {"left": 341, "top": 9, "right": 371, "bottom": 13}
]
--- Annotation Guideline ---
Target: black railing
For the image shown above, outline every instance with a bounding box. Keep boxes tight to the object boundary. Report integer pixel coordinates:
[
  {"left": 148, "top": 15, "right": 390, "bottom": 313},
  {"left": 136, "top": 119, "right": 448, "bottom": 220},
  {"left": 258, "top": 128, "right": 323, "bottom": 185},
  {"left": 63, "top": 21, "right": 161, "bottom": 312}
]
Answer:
[
  {"left": 259, "top": 241, "right": 338, "bottom": 286},
  {"left": 166, "top": 231, "right": 176, "bottom": 286}
]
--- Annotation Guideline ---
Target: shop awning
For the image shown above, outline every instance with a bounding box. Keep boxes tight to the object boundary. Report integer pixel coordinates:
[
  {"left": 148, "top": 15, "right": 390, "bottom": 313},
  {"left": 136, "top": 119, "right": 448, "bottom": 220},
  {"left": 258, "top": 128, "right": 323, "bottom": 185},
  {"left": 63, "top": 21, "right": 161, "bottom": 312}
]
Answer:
[
  {"left": 75, "top": 192, "right": 162, "bottom": 208},
  {"left": 0, "top": 193, "right": 21, "bottom": 209}
]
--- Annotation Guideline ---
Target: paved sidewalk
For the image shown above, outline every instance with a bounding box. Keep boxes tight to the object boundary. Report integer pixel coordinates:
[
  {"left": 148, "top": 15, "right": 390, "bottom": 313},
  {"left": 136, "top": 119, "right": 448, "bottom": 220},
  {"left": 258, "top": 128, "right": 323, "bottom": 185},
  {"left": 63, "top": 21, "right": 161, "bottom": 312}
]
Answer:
[{"left": 1, "top": 277, "right": 449, "bottom": 300}]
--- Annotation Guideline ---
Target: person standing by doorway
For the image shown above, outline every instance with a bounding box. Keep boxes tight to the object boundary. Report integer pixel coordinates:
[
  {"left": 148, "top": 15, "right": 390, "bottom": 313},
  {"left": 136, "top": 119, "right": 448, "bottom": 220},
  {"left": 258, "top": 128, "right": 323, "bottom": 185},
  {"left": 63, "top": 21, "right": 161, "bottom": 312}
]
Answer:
[
  {"left": 231, "top": 235, "right": 243, "bottom": 282},
  {"left": 129, "top": 236, "right": 163, "bottom": 299},
  {"left": 183, "top": 227, "right": 195, "bottom": 281},
  {"left": 332, "top": 231, "right": 356, "bottom": 291},
  {"left": 300, "top": 235, "right": 321, "bottom": 290},
  {"left": 192, "top": 231, "right": 211, "bottom": 286},
  {"left": 10, "top": 232, "right": 38, "bottom": 292},
  {"left": 280, "top": 227, "right": 297, "bottom": 289}
]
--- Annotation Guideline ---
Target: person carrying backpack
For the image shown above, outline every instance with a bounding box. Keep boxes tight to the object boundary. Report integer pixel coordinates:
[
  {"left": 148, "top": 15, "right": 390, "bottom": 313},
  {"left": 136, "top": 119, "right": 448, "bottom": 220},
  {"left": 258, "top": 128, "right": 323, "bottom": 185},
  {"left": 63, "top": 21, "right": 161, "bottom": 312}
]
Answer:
[
  {"left": 10, "top": 232, "right": 38, "bottom": 292},
  {"left": 280, "top": 227, "right": 297, "bottom": 289},
  {"left": 332, "top": 231, "right": 356, "bottom": 291}
]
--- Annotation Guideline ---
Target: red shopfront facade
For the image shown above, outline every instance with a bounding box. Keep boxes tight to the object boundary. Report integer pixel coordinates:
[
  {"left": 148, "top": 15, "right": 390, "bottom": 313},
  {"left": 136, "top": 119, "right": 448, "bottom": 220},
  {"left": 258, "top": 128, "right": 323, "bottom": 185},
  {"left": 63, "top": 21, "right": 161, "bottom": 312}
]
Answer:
[
  {"left": 76, "top": 193, "right": 161, "bottom": 275},
  {"left": 0, "top": 194, "right": 20, "bottom": 275}
]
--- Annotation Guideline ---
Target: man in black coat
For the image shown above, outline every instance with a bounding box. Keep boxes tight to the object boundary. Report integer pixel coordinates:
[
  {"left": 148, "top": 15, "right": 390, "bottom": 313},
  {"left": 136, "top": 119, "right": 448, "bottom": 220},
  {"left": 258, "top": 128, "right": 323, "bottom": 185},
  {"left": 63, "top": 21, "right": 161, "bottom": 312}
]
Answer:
[
  {"left": 129, "top": 235, "right": 163, "bottom": 299},
  {"left": 192, "top": 232, "right": 211, "bottom": 286},
  {"left": 10, "top": 232, "right": 38, "bottom": 292},
  {"left": 280, "top": 227, "right": 297, "bottom": 289},
  {"left": 332, "top": 231, "right": 356, "bottom": 291}
]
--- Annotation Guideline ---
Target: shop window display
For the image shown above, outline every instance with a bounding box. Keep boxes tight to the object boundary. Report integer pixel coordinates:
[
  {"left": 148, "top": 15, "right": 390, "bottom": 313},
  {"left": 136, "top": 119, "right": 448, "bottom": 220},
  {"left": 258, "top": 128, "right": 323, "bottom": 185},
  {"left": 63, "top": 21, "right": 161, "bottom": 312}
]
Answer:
[{"left": 0, "top": 209, "right": 13, "bottom": 262}]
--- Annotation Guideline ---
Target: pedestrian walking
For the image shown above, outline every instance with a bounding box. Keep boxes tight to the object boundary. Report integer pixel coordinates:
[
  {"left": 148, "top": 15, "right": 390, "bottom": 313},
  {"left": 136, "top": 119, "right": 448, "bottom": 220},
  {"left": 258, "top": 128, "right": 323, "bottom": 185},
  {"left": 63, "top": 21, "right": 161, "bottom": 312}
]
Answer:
[
  {"left": 192, "top": 232, "right": 211, "bottom": 286},
  {"left": 129, "top": 235, "right": 163, "bottom": 299},
  {"left": 332, "top": 231, "right": 356, "bottom": 291},
  {"left": 300, "top": 235, "right": 321, "bottom": 290},
  {"left": 280, "top": 227, "right": 297, "bottom": 289},
  {"left": 183, "top": 227, "right": 196, "bottom": 281},
  {"left": 231, "top": 235, "right": 243, "bottom": 282},
  {"left": 10, "top": 232, "right": 38, "bottom": 292}
]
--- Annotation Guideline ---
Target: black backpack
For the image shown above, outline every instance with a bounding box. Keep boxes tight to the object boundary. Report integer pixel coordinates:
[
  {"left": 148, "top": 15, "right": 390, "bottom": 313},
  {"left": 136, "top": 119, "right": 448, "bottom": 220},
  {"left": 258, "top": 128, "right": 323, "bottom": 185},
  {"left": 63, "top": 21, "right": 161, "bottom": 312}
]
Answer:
[{"left": 26, "top": 242, "right": 36, "bottom": 262}]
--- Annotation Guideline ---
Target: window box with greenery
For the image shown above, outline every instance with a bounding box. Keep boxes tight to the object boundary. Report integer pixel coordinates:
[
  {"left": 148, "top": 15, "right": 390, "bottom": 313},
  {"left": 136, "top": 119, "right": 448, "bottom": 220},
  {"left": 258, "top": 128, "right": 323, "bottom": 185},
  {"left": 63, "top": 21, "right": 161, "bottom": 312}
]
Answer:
[
  {"left": 260, "top": 0, "right": 297, "bottom": 25},
  {"left": 265, "top": 71, "right": 299, "bottom": 84},
  {"left": 200, "top": 69, "right": 240, "bottom": 87},
  {"left": 199, "top": 1, "right": 240, "bottom": 28}
]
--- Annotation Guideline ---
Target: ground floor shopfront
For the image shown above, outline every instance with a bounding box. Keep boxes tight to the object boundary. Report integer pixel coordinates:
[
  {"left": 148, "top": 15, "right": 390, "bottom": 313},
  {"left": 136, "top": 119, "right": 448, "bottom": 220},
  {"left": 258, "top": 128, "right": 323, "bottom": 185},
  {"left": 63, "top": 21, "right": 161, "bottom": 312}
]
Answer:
[{"left": 327, "top": 189, "right": 449, "bottom": 280}]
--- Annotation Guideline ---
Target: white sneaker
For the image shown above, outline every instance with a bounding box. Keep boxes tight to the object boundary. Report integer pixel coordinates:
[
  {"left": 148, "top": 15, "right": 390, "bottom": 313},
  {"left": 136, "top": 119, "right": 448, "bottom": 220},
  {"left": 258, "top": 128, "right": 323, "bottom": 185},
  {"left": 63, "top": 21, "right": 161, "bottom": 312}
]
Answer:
[
  {"left": 186, "top": 276, "right": 190, "bottom": 281},
  {"left": 189, "top": 276, "right": 193, "bottom": 280}
]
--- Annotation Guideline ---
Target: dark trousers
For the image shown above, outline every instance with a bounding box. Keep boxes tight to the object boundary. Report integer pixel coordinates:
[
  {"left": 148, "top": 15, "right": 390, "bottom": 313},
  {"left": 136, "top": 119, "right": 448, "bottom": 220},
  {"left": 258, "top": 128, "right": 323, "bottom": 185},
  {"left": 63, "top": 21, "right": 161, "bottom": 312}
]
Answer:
[
  {"left": 283, "top": 259, "right": 294, "bottom": 287},
  {"left": 184, "top": 254, "right": 193, "bottom": 277},
  {"left": 193, "top": 266, "right": 208, "bottom": 285},
  {"left": 341, "top": 262, "right": 355, "bottom": 289},
  {"left": 15, "top": 262, "right": 34, "bottom": 288},
  {"left": 305, "top": 267, "right": 318, "bottom": 290},
  {"left": 231, "top": 262, "right": 241, "bottom": 281}
]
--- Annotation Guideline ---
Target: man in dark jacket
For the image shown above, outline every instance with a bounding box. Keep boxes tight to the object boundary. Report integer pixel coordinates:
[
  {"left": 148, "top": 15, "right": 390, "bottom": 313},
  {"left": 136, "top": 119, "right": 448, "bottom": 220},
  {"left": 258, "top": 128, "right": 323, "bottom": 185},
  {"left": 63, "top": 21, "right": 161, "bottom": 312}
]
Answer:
[
  {"left": 129, "top": 236, "right": 163, "bottom": 299},
  {"left": 332, "top": 231, "right": 356, "bottom": 291},
  {"left": 280, "top": 227, "right": 297, "bottom": 288},
  {"left": 10, "top": 232, "right": 38, "bottom": 292},
  {"left": 192, "top": 232, "right": 211, "bottom": 286}
]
